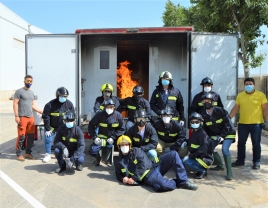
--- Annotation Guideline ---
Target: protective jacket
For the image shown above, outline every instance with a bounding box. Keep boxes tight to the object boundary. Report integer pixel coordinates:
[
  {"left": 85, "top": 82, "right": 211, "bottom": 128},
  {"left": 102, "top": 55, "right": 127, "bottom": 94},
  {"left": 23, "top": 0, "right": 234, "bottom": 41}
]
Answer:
[
  {"left": 150, "top": 86, "right": 185, "bottom": 121},
  {"left": 120, "top": 97, "right": 152, "bottom": 122},
  {"left": 189, "top": 91, "right": 223, "bottom": 114},
  {"left": 126, "top": 124, "right": 158, "bottom": 152},
  {"left": 188, "top": 128, "right": 213, "bottom": 168},
  {"left": 200, "top": 107, "right": 236, "bottom": 142},
  {"left": 94, "top": 96, "right": 121, "bottom": 113},
  {"left": 115, "top": 147, "right": 159, "bottom": 182},
  {"left": 153, "top": 120, "right": 187, "bottom": 150},
  {"left": 88, "top": 110, "right": 125, "bottom": 141},
  {"left": 42, "top": 99, "right": 74, "bottom": 132},
  {"left": 54, "top": 124, "right": 85, "bottom": 162}
]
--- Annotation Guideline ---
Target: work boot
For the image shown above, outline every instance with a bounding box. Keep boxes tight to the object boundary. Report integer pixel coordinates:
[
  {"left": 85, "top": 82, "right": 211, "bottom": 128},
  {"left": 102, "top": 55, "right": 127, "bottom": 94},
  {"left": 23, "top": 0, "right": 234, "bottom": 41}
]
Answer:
[
  {"left": 179, "top": 181, "right": 198, "bottom": 191},
  {"left": 76, "top": 164, "right": 83, "bottom": 171},
  {"left": 17, "top": 155, "right": 25, "bottom": 161},
  {"left": 25, "top": 154, "right": 36, "bottom": 160},
  {"left": 210, "top": 152, "right": 224, "bottom": 171},
  {"left": 224, "top": 156, "right": 233, "bottom": 180},
  {"left": 195, "top": 170, "right": 207, "bottom": 179},
  {"left": 92, "top": 157, "right": 101, "bottom": 166},
  {"left": 252, "top": 162, "right": 260, "bottom": 170},
  {"left": 55, "top": 166, "right": 66, "bottom": 173},
  {"left": 232, "top": 160, "right": 245, "bottom": 167}
]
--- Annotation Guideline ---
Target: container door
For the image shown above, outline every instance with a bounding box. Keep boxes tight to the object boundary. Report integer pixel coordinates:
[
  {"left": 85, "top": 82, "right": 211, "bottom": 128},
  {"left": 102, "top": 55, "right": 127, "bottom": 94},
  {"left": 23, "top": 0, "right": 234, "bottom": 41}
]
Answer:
[
  {"left": 25, "top": 34, "right": 79, "bottom": 125},
  {"left": 190, "top": 33, "right": 238, "bottom": 114}
]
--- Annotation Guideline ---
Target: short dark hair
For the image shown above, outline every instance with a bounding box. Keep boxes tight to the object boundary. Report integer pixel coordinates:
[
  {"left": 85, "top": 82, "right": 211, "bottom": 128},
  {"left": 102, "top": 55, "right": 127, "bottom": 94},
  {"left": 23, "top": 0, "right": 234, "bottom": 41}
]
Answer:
[
  {"left": 24, "top": 75, "right": 33, "bottom": 80},
  {"left": 244, "top": 77, "right": 255, "bottom": 84}
]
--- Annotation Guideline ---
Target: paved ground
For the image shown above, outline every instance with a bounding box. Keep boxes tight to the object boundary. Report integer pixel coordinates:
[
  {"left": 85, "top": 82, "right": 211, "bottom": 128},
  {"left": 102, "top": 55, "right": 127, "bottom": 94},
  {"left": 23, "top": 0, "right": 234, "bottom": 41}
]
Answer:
[{"left": 0, "top": 100, "right": 268, "bottom": 208}]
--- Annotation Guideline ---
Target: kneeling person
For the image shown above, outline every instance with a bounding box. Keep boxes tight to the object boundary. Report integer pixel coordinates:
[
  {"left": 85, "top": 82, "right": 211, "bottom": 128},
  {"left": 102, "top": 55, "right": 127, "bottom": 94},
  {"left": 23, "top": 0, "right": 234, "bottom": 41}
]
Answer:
[
  {"left": 115, "top": 135, "right": 198, "bottom": 192},
  {"left": 54, "top": 110, "right": 85, "bottom": 173}
]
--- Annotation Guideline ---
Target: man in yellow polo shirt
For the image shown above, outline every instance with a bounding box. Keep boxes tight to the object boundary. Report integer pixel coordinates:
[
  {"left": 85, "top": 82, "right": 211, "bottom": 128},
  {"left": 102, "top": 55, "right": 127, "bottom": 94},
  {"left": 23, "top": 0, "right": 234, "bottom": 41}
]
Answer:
[{"left": 230, "top": 78, "right": 268, "bottom": 170}]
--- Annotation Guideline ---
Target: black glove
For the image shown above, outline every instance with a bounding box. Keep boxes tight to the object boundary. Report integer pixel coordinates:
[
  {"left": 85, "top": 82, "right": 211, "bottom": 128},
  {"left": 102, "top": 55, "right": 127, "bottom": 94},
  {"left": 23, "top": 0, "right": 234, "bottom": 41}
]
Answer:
[
  {"left": 65, "top": 158, "right": 73, "bottom": 169},
  {"left": 63, "top": 148, "right": 69, "bottom": 158}
]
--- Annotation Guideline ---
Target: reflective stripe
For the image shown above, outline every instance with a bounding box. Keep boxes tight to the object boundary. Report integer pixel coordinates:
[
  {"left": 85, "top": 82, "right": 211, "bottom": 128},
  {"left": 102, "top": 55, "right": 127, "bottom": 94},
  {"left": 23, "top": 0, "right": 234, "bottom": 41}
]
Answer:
[
  {"left": 154, "top": 157, "right": 160, "bottom": 163},
  {"left": 210, "top": 136, "right": 218, "bottom": 140},
  {"left": 50, "top": 112, "right": 59, "bottom": 116},
  {"left": 196, "top": 158, "right": 209, "bottom": 169},
  {"left": 156, "top": 94, "right": 159, "bottom": 98},
  {"left": 129, "top": 172, "right": 134, "bottom": 176},
  {"left": 215, "top": 118, "right": 223, "bottom": 123},
  {"left": 50, "top": 126, "right": 55, "bottom": 131},
  {"left": 121, "top": 168, "right": 126, "bottom": 173},
  {"left": 62, "top": 136, "right": 66, "bottom": 141},
  {"left": 139, "top": 169, "right": 150, "bottom": 181},
  {"left": 225, "top": 135, "right": 236, "bottom": 139},
  {"left": 191, "top": 144, "right": 200, "bottom": 149},
  {"left": 98, "top": 134, "right": 107, "bottom": 139},
  {"left": 198, "top": 102, "right": 204, "bottom": 106},
  {"left": 99, "top": 123, "right": 108, "bottom": 127},
  {"left": 101, "top": 139, "right": 106, "bottom": 147},
  {"left": 127, "top": 105, "right": 136, "bottom": 110},
  {"left": 172, "top": 117, "right": 179, "bottom": 121},
  {"left": 100, "top": 106, "right": 104, "bottom": 110},
  {"left": 62, "top": 137, "right": 77, "bottom": 142},
  {"left": 214, "top": 102, "right": 218, "bottom": 105},
  {"left": 133, "top": 137, "right": 140, "bottom": 142},
  {"left": 169, "top": 133, "right": 177, "bottom": 137},
  {"left": 157, "top": 132, "right": 165, "bottom": 136},
  {"left": 206, "top": 122, "right": 212, "bottom": 126},
  {"left": 145, "top": 138, "right": 149, "bottom": 142},
  {"left": 133, "top": 159, "right": 138, "bottom": 164},
  {"left": 168, "top": 96, "right": 177, "bottom": 100},
  {"left": 112, "top": 123, "right": 119, "bottom": 127}
]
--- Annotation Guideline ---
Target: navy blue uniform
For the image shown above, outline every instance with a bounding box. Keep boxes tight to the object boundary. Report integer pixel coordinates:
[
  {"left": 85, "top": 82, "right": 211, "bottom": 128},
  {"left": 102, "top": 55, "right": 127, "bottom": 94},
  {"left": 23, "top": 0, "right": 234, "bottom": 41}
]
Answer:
[
  {"left": 115, "top": 147, "right": 188, "bottom": 192},
  {"left": 94, "top": 96, "right": 121, "bottom": 113}
]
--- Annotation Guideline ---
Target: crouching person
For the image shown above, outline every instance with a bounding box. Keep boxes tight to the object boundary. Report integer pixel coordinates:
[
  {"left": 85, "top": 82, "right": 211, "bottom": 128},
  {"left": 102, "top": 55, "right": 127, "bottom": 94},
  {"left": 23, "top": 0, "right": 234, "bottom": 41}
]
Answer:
[
  {"left": 54, "top": 110, "right": 85, "bottom": 173},
  {"left": 183, "top": 112, "right": 213, "bottom": 179},
  {"left": 115, "top": 135, "right": 198, "bottom": 192}
]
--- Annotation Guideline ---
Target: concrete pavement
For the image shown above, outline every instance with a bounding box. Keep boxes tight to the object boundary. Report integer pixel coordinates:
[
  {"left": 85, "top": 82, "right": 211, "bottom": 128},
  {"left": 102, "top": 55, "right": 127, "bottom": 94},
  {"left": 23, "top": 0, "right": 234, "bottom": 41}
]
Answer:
[{"left": 0, "top": 100, "right": 268, "bottom": 208}]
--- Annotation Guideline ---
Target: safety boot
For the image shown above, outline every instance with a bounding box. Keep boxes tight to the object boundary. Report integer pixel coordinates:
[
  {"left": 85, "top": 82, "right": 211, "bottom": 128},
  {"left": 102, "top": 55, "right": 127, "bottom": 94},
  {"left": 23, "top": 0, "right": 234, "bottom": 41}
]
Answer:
[
  {"left": 25, "top": 154, "right": 36, "bottom": 160},
  {"left": 179, "top": 181, "right": 198, "bottom": 190},
  {"left": 17, "top": 155, "right": 25, "bottom": 161},
  {"left": 55, "top": 166, "right": 66, "bottom": 173},
  {"left": 210, "top": 152, "right": 224, "bottom": 171},
  {"left": 76, "top": 164, "right": 83, "bottom": 171},
  {"left": 194, "top": 170, "right": 207, "bottom": 179},
  {"left": 224, "top": 156, "right": 233, "bottom": 180},
  {"left": 93, "top": 155, "right": 101, "bottom": 166}
]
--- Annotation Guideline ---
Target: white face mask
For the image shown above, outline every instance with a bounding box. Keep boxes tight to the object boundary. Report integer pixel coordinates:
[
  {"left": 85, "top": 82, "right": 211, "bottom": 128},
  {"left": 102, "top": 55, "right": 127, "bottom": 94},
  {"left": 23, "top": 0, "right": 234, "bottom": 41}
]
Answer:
[
  {"left": 162, "top": 116, "right": 171, "bottom": 124},
  {"left": 121, "top": 145, "right": 129, "bottom": 154},
  {"left": 106, "top": 108, "right": 113, "bottom": 115},
  {"left": 204, "top": 86, "right": 211, "bottom": 93}
]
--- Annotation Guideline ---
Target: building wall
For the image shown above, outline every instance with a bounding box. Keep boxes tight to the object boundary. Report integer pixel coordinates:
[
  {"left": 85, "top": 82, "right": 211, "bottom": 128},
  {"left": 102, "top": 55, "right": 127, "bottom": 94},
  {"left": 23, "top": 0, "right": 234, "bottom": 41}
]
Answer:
[{"left": 0, "top": 3, "right": 51, "bottom": 100}]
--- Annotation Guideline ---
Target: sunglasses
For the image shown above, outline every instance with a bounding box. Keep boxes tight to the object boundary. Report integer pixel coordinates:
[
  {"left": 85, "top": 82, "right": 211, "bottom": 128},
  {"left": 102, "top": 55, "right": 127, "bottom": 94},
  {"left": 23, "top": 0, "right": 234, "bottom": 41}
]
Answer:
[
  {"left": 190, "top": 120, "right": 200, "bottom": 124},
  {"left": 136, "top": 118, "right": 146, "bottom": 122},
  {"left": 25, "top": 80, "right": 33, "bottom": 83}
]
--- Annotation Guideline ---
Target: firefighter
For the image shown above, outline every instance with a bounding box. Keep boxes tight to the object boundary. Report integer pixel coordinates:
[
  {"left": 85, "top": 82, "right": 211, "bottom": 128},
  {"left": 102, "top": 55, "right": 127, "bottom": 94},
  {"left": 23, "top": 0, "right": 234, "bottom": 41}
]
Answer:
[
  {"left": 200, "top": 93, "right": 236, "bottom": 180},
  {"left": 88, "top": 98, "right": 125, "bottom": 166},
  {"left": 53, "top": 110, "right": 85, "bottom": 173},
  {"left": 94, "top": 83, "right": 121, "bottom": 113},
  {"left": 183, "top": 112, "right": 213, "bottom": 179},
  {"left": 189, "top": 77, "right": 223, "bottom": 114},
  {"left": 125, "top": 109, "right": 158, "bottom": 160},
  {"left": 150, "top": 71, "right": 185, "bottom": 126},
  {"left": 115, "top": 135, "right": 198, "bottom": 192},
  {"left": 42, "top": 87, "right": 74, "bottom": 163},
  {"left": 153, "top": 106, "right": 188, "bottom": 158},
  {"left": 120, "top": 85, "right": 152, "bottom": 131}
]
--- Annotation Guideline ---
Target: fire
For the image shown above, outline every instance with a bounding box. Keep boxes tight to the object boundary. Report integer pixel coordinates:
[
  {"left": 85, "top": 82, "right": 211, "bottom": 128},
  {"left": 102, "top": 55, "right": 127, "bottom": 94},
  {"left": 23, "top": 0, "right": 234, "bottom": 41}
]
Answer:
[{"left": 117, "top": 60, "right": 138, "bottom": 98}]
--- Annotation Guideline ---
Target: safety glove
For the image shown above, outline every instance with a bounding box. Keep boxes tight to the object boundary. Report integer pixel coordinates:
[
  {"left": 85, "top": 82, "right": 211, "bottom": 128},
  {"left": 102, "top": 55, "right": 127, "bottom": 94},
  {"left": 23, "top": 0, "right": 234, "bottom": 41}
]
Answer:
[
  {"left": 179, "top": 120, "right": 184, "bottom": 126},
  {"left": 181, "top": 141, "right": 187, "bottom": 149},
  {"left": 65, "top": 158, "right": 73, "bottom": 170},
  {"left": 94, "top": 137, "right": 101, "bottom": 145},
  {"left": 263, "top": 121, "right": 268, "bottom": 131},
  {"left": 107, "top": 138, "right": 114, "bottom": 145},
  {"left": 182, "top": 155, "right": 189, "bottom": 162},
  {"left": 63, "top": 148, "right": 69, "bottom": 158}
]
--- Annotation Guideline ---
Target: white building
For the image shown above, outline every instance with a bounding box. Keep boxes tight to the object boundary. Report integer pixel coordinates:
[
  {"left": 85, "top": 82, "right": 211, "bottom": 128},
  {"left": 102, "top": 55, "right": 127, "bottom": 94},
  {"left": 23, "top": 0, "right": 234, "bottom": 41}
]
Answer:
[{"left": 0, "top": 2, "right": 51, "bottom": 100}]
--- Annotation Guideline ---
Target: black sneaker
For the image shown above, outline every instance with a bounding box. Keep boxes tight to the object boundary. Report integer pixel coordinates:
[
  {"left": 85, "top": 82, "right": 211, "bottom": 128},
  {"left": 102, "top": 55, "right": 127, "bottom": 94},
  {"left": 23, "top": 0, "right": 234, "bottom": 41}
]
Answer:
[
  {"left": 179, "top": 181, "right": 198, "bottom": 190},
  {"left": 252, "top": 162, "right": 260, "bottom": 170},
  {"left": 92, "top": 157, "right": 101, "bottom": 166},
  {"left": 76, "top": 164, "right": 83, "bottom": 171},
  {"left": 231, "top": 160, "right": 245, "bottom": 167},
  {"left": 195, "top": 170, "right": 207, "bottom": 179},
  {"left": 55, "top": 166, "right": 66, "bottom": 173}
]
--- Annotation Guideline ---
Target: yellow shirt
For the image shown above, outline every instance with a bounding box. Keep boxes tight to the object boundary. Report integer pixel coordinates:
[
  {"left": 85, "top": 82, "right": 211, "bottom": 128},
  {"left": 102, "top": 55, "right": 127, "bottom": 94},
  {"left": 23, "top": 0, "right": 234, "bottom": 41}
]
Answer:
[{"left": 236, "top": 90, "right": 267, "bottom": 124}]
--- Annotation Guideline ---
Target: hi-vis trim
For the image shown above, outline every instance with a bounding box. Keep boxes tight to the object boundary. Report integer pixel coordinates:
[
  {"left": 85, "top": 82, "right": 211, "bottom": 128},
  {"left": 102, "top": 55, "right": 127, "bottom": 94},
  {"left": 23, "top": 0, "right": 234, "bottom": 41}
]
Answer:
[
  {"left": 158, "top": 132, "right": 165, "bottom": 136},
  {"left": 133, "top": 137, "right": 140, "bottom": 142},
  {"left": 191, "top": 144, "right": 200, "bottom": 148},
  {"left": 196, "top": 158, "right": 209, "bottom": 169},
  {"left": 133, "top": 159, "right": 138, "bottom": 164},
  {"left": 168, "top": 96, "right": 177, "bottom": 100},
  {"left": 127, "top": 105, "right": 136, "bottom": 110},
  {"left": 145, "top": 138, "right": 149, "bottom": 142},
  {"left": 50, "top": 112, "right": 65, "bottom": 116},
  {"left": 169, "top": 133, "right": 177, "bottom": 137},
  {"left": 97, "top": 134, "right": 107, "bottom": 139},
  {"left": 172, "top": 117, "right": 179, "bottom": 121},
  {"left": 100, "top": 106, "right": 104, "bottom": 110},
  {"left": 154, "top": 157, "right": 160, "bottom": 163},
  {"left": 62, "top": 137, "right": 77, "bottom": 142},
  {"left": 112, "top": 123, "right": 119, "bottom": 127},
  {"left": 225, "top": 135, "right": 236, "bottom": 139},
  {"left": 214, "top": 102, "right": 218, "bottom": 105},
  {"left": 129, "top": 172, "right": 134, "bottom": 176},
  {"left": 206, "top": 121, "right": 212, "bottom": 126},
  {"left": 101, "top": 139, "right": 106, "bottom": 147},
  {"left": 121, "top": 168, "right": 126, "bottom": 173},
  {"left": 198, "top": 102, "right": 204, "bottom": 106},
  {"left": 139, "top": 169, "right": 150, "bottom": 181},
  {"left": 99, "top": 123, "right": 108, "bottom": 127},
  {"left": 156, "top": 94, "right": 159, "bottom": 98},
  {"left": 215, "top": 118, "right": 223, "bottom": 123}
]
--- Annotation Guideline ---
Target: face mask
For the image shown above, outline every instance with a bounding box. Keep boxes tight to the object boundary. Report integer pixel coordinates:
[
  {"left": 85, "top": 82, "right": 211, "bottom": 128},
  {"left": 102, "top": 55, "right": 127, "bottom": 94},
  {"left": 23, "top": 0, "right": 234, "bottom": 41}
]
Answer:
[
  {"left": 66, "top": 122, "right": 74, "bottom": 128},
  {"left": 245, "top": 85, "right": 254, "bottom": 93},
  {"left": 121, "top": 145, "right": 129, "bottom": 154},
  {"left": 162, "top": 116, "right": 171, "bottom": 124},
  {"left": 106, "top": 108, "right": 113, "bottom": 115},
  {"left": 25, "top": 83, "right": 32, "bottom": 88},
  {"left": 191, "top": 123, "right": 200, "bottom": 129},
  {"left": 133, "top": 94, "right": 141, "bottom": 102},
  {"left": 203, "top": 86, "right": 211, "bottom": 93},
  {"left": 103, "top": 92, "right": 111, "bottom": 97},
  {"left": 137, "top": 120, "right": 146, "bottom": 127},
  {"left": 204, "top": 102, "right": 212, "bottom": 109},
  {"left": 161, "top": 80, "right": 170, "bottom": 86},
  {"left": 59, "top": 96, "right": 67, "bottom": 103}
]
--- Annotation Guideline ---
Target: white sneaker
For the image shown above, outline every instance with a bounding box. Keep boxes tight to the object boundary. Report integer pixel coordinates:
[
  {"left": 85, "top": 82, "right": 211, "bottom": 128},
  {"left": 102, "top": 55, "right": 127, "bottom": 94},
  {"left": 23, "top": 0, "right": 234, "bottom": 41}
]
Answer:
[{"left": 42, "top": 153, "right": 51, "bottom": 163}]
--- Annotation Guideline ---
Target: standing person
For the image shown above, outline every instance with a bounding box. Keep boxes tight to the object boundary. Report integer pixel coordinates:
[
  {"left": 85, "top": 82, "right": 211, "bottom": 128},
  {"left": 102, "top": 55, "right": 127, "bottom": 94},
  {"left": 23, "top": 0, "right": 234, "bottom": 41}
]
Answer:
[
  {"left": 200, "top": 93, "right": 236, "bottom": 180},
  {"left": 153, "top": 106, "right": 187, "bottom": 158},
  {"left": 120, "top": 85, "right": 152, "bottom": 131},
  {"left": 54, "top": 110, "right": 85, "bottom": 173},
  {"left": 88, "top": 98, "right": 125, "bottom": 166},
  {"left": 115, "top": 135, "right": 198, "bottom": 192},
  {"left": 150, "top": 71, "right": 185, "bottom": 126},
  {"left": 42, "top": 87, "right": 74, "bottom": 163},
  {"left": 13, "top": 75, "right": 43, "bottom": 161},
  {"left": 189, "top": 77, "right": 224, "bottom": 114},
  {"left": 126, "top": 109, "right": 158, "bottom": 160},
  {"left": 94, "top": 83, "right": 121, "bottom": 113},
  {"left": 183, "top": 112, "right": 213, "bottom": 179},
  {"left": 230, "top": 78, "right": 268, "bottom": 170}
]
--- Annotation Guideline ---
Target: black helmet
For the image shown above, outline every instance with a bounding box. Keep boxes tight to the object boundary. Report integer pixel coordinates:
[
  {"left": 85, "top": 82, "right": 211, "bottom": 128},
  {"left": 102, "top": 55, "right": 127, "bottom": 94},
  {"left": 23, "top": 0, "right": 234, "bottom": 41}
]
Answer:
[
  {"left": 201, "top": 92, "right": 215, "bottom": 101},
  {"left": 160, "top": 106, "right": 174, "bottom": 116},
  {"left": 134, "top": 109, "right": 147, "bottom": 118},
  {"left": 56, "top": 87, "right": 69, "bottom": 98},
  {"left": 159, "top": 71, "right": 173, "bottom": 80},
  {"left": 189, "top": 112, "right": 203, "bottom": 129},
  {"left": 103, "top": 98, "right": 115, "bottom": 106},
  {"left": 132, "top": 86, "right": 144, "bottom": 95},
  {"left": 63, "top": 110, "right": 75, "bottom": 121},
  {"left": 200, "top": 77, "right": 213, "bottom": 85}
]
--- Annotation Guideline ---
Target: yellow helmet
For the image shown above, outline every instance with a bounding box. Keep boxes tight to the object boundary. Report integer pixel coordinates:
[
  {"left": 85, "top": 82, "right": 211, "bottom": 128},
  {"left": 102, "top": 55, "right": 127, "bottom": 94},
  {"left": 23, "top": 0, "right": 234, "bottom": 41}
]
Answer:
[
  {"left": 159, "top": 71, "right": 172, "bottom": 80},
  {"left": 100, "top": 83, "right": 114, "bottom": 93},
  {"left": 117, "top": 135, "right": 132, "bottom": 149}
]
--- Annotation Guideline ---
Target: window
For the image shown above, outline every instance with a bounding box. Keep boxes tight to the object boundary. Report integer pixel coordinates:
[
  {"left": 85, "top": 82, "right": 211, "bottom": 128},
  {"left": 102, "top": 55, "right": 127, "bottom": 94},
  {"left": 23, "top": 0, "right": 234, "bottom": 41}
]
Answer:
[
  {"left": 13, "top": 38, "right": 25, "bottom": 50},
  {"left": 100, "top": 51, "right": 110, "bottom": 69}
]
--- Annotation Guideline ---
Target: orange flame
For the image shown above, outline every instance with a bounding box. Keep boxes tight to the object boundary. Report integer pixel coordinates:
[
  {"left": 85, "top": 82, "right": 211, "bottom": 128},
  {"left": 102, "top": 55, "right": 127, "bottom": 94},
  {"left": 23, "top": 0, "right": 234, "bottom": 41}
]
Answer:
[{"left": 117, "top": 60, "right": 138, "bottom": 98}]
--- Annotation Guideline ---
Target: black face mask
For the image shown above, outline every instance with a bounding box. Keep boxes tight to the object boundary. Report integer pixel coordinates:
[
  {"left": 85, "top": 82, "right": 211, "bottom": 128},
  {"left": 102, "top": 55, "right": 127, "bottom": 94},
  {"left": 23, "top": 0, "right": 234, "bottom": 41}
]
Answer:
[
  {"left": 133, "top": 94, "right": 141, "bottom": 102},
  {"left": 137, "top": 120, "right": 146, "bottom": 127},
  {"left": 204, "top": 102, "right": 212, "bottom": 109}
]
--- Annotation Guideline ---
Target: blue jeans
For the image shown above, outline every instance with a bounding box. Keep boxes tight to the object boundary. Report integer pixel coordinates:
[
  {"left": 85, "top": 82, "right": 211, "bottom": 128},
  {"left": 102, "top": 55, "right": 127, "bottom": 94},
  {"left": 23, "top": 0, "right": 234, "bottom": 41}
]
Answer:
[
  {"left": 237, "top": 124, "right": 262, "bottom": 163},
  {"left": 54, "top": 148, "right": 84, "bottom": 168},
  {"left": 44, "top": 130, "right": 56, "bottom": 154},
  {"left": 211, "top": 139, "right": 233, "bottom": 156},
  {"left": 183, "top": 158, "right": 206, "bottom": 173}
]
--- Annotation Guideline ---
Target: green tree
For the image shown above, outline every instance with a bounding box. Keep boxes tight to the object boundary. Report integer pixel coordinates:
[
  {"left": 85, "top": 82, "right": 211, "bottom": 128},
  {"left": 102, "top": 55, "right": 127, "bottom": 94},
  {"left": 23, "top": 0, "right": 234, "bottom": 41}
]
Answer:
[{"left": 162, "top": 0, "right": 268, "bottom": 78}]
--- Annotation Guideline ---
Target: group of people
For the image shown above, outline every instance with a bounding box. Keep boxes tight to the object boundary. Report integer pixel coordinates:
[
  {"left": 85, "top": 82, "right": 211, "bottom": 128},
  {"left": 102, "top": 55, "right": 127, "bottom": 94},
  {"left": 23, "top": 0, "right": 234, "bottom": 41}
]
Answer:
[{"left": 13, "top": 73, "right": 268, "bottom": 193}]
